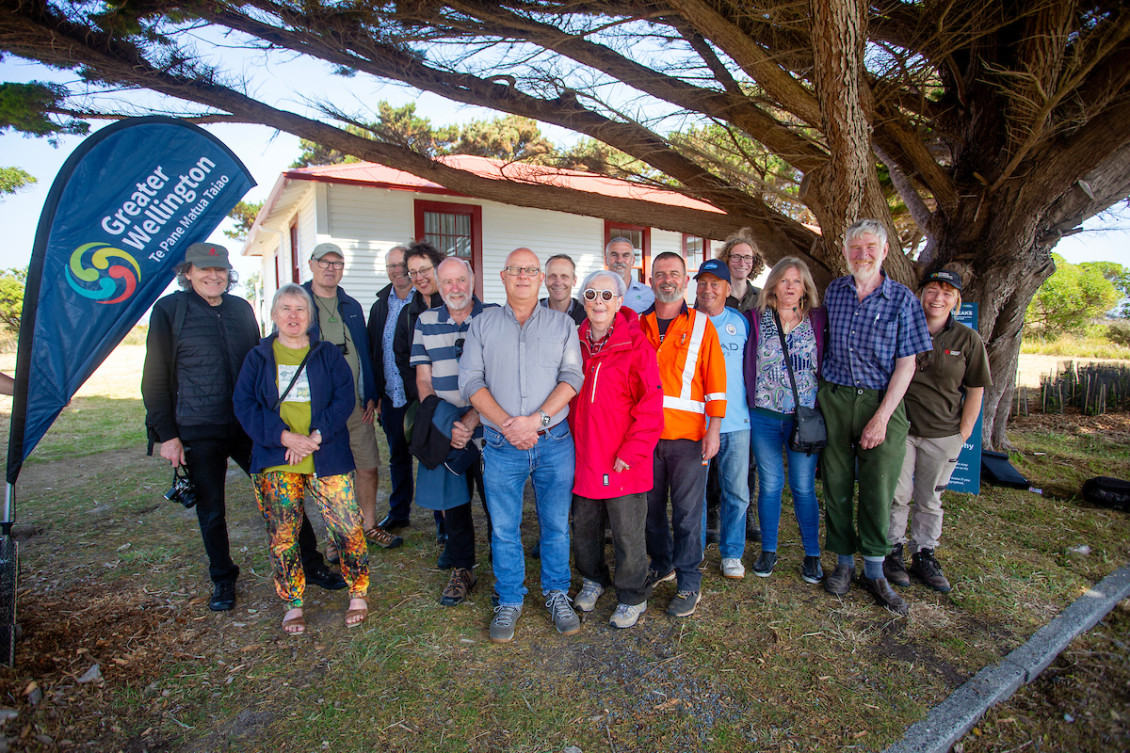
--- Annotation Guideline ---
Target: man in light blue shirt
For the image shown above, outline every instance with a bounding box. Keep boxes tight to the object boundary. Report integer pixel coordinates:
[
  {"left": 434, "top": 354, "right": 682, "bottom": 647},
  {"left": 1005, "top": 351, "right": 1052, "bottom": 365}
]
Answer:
[{"left": 605, "top": 237, "right": 655, "bottom": 313}]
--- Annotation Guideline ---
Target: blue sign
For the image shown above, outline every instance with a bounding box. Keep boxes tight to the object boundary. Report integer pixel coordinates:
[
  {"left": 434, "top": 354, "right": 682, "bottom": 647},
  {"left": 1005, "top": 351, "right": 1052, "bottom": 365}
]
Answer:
[
  {"left": 947, "top": 302, "right": 983, "bottom": 493},
  {"left": 7, "top": 117, "right": 255, "bottom": 483}
]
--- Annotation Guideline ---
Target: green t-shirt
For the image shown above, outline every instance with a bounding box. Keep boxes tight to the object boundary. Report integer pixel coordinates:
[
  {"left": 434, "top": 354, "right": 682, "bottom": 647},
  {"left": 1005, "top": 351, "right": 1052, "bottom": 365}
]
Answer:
[
  {"left": 315, "top": 294, "right": 361, "bottom": 404},
  {"left": 264, "top": 340, "right": 315, "bottom": 474},
  {"left": 903, "top": 318, "right": 993, "bottom": 438}
]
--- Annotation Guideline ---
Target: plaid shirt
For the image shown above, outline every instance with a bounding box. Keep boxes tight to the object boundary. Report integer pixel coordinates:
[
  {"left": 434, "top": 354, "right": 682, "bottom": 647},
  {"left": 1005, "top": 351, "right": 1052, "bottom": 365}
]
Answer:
[{"left": 821, "top": 272, "right": 931, "bottom": 390}]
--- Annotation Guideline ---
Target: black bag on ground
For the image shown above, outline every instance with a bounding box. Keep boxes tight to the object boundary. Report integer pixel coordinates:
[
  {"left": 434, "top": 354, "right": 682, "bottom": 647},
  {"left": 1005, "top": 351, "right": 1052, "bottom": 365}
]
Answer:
[{"left": 1082, "top": 477, "right": 1130, "bottom": 512}]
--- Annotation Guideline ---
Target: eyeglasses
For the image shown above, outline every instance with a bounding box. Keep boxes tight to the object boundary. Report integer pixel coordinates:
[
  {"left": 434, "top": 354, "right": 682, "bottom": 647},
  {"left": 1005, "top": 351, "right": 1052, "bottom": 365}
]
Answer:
[
  {"left": 316, "top": 259, "right": 345, "bottom": 270},
  {"left": 730, "top": 254, "right": 755, "bottom": 263},
  {"left": 387, "top": 263, "right": 407, "bottom": 272},
  {"left": 407, "top": 265, "right": 434, "bottom": 279},
  {"left": 503, "top": 266, "right": 541, "bottom": 277},
  {"left": 583, "top": 289, "right": 616, "bottom": 301}
]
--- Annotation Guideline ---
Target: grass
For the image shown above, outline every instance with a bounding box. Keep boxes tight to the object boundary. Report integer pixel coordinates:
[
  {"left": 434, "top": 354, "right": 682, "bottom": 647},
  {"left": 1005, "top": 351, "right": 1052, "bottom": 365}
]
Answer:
[
  {"left": 1021, "top": 334, "right": 1130, "bottom": 360},
  {"left": 0, "top": 345, "right": 1128, "bottom": 751}
]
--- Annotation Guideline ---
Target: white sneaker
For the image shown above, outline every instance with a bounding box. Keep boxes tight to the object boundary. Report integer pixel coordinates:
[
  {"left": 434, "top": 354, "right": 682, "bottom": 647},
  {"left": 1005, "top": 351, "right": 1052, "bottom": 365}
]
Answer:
[
  {"left": 609, "top": 601, "right": 647, "bottom": 628},
  {"left": 721, "top": 557, "right": 746, "bottom": 579},
  {"left": 573, "top": 578, "right": 605, "bottom": 612}
]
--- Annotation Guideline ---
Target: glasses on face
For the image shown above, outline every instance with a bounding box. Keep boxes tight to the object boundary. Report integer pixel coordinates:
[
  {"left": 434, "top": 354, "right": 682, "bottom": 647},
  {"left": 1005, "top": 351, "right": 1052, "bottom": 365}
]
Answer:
[
  {"left": 387, "top": 263, "right": 407, "bottom": 273},
  {"left": 730, "top": 254, "right": 755, "bottom": 263},
  {"left": 503, "top": 266, "right": 541, "bottom": 277},
  {"left": 583, "top": 289, "right": 616, "bottom": 302},
  {"left": 407, "top": 265, "right": 434, "bottom": 279},
  {"left": 316, "top": 259, "right": 345, "bottom": 270}
]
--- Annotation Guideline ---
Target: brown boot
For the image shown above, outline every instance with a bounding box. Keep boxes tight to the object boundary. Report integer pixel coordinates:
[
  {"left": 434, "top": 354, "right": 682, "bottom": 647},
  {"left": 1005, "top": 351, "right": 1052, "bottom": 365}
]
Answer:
[
  {"left": 440, "top": 567, "right": 476, "bottom": 606},
  {"left": 883, "top": 543, "right": 911, "bottom": 587}
]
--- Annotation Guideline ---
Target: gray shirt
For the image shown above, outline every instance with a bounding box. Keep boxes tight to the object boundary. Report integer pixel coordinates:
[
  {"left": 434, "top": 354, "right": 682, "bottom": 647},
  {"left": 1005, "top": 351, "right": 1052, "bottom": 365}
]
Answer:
[
  {"left": 623, "top": 278, "right": 656, "bottom": 313},
  {"left": 459, "top": 302, "right": 584, "bottom": 431}
]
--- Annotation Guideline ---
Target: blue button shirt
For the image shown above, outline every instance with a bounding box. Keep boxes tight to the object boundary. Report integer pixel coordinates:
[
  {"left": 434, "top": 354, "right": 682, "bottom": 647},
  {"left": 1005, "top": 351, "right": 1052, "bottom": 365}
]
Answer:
[{"left": 821, "top": 273, "right": 931, "bottom": 390}]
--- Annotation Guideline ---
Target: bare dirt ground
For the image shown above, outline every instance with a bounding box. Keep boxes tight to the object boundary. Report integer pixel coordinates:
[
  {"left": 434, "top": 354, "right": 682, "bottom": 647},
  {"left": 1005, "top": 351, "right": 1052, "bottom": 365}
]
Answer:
[{"left": 1015, "top": 354, "right": 1129, "bottom": 388}]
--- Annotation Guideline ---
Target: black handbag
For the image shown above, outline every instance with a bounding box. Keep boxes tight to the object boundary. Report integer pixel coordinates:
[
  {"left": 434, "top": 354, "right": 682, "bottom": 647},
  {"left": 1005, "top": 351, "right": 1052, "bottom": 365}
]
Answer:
[{"left": 773, "top": 310, "right": 826, "bottom": 454}]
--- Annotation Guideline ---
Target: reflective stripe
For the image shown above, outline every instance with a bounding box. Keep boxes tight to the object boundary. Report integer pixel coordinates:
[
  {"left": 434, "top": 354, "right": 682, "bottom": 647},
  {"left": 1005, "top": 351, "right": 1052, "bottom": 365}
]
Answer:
[
  {"left": 704, "top": 392, "right": 726, "bottom": 401},
  {"left": 663, "top": 395, "right": 706, "bottom": 412},
  {"left": 677, "top": 311, "right": 708, "bottom": 402}
]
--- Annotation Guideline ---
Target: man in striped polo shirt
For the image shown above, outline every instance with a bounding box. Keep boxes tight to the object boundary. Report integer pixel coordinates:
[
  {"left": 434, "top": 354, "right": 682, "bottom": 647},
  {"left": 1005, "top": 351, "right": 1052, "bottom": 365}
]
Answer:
[{"left": 410, "top": 257, "right": 494, "bottom": 607}]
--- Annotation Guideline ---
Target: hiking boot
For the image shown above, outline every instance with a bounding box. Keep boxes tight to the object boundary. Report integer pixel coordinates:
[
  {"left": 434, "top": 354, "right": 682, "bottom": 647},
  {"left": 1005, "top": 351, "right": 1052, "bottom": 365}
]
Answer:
[
  {"left": 911, "top": 549, "right": 952, "bottom": 593},
  {"left": 720, "top": 557, "right": 745, "bottom": 579},
  {"left": 667, "top": 590, "right": 702, "bottom": 617},
  {"left": 752, "top": 551, "right": 777, "bottom": 578},
  {"left": 364, "top": 525, "right": 404, "bottom": 549},
  {"left": 489, "top": 605, "right": 522, "bottom": 644},
  {"left": 573, "top": 578, "right": 605, "bottom": 612},
  {"left": 802, "top": 555, "right": 824, "bottom": 585},
  {"left": 645, "top": 568, "right": 676, "bottom": 588},
  {"left": 859, "top": 574, "right": 910, "bottom": 616},
  {"left": 609, "top": 601, "right": 647, "bottom": 629},
  {"left": 883, "top": 543, "right": 911, "bottom": 587},
  {"left": 545, "top": 590, "right": 581, "bottom": 635},
  {"left": 440, "top": 567, "right": 476, "bottom": 607},
  {"left": 824, "top": 563, "right": 854, "bottom": 595},
  {"left": 209, "top": 581, "right": 236, "bottom": 612}
]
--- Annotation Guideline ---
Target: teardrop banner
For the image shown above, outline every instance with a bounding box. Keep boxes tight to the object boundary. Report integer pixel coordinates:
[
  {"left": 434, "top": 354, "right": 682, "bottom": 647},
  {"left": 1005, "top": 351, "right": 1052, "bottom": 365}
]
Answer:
[{"left": 6, "top": 117, "right": 256, "bottom": 484}]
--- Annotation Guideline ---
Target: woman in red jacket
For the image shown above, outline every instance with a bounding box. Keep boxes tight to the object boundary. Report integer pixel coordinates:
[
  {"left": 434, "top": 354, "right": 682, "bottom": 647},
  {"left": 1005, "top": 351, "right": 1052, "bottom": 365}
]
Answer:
[{"left": 568, "top": 270, "right": 664, "bottom": 629}]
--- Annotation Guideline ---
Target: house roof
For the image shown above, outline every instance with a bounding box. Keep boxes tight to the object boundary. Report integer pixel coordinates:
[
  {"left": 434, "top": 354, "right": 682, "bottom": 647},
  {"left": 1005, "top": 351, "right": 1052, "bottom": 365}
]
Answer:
[{"left": 242, "top": 154, "right": 724, "bottom": 256}]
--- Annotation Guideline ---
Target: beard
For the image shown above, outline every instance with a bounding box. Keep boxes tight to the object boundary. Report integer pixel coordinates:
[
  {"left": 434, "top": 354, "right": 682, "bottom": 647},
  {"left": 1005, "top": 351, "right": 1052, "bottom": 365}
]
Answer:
[
  {"left": 442, "top": 290, "right": 471, "bottom": 312},
  {"left": 655, "top": 285, "right": 684, "bottom": 304}
]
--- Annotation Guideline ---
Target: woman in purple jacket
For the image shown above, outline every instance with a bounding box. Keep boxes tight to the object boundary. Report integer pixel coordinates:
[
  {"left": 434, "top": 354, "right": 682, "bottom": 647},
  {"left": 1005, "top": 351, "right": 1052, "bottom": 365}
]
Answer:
[
  {"left": 234, "top": 284, "right": 370, "bottom": 634},
  {"left": 744, "top": 258, "right": 827, "bottom": 585}
]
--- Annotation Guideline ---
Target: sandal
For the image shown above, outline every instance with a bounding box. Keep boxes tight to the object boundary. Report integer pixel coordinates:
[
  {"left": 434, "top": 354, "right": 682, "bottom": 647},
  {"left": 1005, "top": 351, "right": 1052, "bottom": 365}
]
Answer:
[
  {"left": 345, "top": 598, "right": 368, "bottom": 628},
  {"left": 282, "top": 608, "right": 305, "bottom": 635}
]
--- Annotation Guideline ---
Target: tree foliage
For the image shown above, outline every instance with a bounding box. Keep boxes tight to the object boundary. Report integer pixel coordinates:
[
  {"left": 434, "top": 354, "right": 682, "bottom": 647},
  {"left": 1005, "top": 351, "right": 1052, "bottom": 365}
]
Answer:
[
  {"left": 1027, "top": 255, "right": 1120, "bottom": 334},
  {"left": 0, "top": 166, "right": 35, "bottom": 196},
  {"left": 222, "top": 200, "right": 263, "bottom": 241},
  {"left": 1080, "top": 260, "right": 1130, "bottom": 318},
  {"left": 0, "top": 267, "right": 26, "bottom": 331}
]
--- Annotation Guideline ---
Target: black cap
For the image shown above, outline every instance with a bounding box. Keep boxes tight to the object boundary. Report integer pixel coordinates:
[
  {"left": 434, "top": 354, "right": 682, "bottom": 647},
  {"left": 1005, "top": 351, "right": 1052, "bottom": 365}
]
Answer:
[{"left": 922, "top": 269, "right": 962, "bottom": 291}]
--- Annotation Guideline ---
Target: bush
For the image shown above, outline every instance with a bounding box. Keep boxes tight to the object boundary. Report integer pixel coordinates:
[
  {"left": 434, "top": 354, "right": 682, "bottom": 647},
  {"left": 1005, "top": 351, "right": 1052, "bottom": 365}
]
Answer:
[{"left": 1107, "top": 321, "right": 1130, "bottom": 348}]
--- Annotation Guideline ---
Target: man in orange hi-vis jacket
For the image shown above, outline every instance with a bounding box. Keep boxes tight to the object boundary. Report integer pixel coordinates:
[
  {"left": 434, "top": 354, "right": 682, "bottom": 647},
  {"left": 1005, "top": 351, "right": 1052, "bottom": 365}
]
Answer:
[{"left": 639, "top": 251, "right": 727, "bottom": 618}]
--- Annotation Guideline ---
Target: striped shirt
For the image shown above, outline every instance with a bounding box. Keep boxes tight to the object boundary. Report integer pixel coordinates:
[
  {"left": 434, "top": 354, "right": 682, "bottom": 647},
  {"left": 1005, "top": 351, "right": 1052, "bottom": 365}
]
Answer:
[
  {"left": 411, "top": 298, "right": 493, "bottom": 406},
  {"left": 822, "top": 272, "right": 932, "bottom": 390}
]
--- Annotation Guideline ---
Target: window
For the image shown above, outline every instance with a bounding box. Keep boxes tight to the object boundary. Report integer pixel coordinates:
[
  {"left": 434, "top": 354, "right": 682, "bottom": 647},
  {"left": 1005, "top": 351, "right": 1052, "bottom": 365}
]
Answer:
[
  {"left": 289, "top": 220, "right": 300, "bottom": 283},
  {"left": 682, "top": 234, "right": 709, "bottom": 274},
  {"left": 604, "top": 222, "right": 651, "bottom": 282},
  {"left": 414, "top": 200, "right": 483, "bottom": 296}
]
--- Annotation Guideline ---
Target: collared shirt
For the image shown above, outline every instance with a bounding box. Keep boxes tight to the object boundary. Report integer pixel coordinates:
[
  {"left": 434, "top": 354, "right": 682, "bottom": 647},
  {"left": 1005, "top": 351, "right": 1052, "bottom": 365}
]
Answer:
[
  {"left": 459, "top": 302, "right": 584, "bottom": 430},
  {"left": 705, "top": 306, "right": 750, "bottom": 434},
  {"left": 382, "top": 287, "right": 412, "bottom": 408},
  {"left": 904, "top": 314, "right": 992, "bottom": 438},
  {"left": 822, "top": 272, "right": 932, "bottom": 390},
  {"left": 725, "top": 283, "right": 761, "bottom": 313},
  {"left": 622, "top": 278, "right": 656, "bottom": 314},
  {"left": 539, "top": 296, "right": 587, "bottom": 325},
  {"left": 411, "top": 297, "right": 491, "bottom": 407}
]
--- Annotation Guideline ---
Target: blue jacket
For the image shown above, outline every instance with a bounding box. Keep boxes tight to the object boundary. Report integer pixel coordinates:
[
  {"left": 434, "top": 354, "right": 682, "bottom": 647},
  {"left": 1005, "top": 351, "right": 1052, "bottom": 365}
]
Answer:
[
  {"left": 302, "top": 281, "right": 378, "bottom": 406},
  {"left": 234, "top": 333, "right": 356, "bottom": 476}
]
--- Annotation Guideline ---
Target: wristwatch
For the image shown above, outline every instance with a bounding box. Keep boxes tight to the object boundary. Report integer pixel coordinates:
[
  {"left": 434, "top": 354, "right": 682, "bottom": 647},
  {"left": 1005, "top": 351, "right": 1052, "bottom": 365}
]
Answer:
[{"left": 538, "top": 409, "right": 551, "bottom": 427}]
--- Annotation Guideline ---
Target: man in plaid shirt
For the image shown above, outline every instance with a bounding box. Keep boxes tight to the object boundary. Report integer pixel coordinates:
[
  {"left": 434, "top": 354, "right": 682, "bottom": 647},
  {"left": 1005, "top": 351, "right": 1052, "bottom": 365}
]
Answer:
[{"left": 818, "top": 220, "right": 932, "bottom": 615}]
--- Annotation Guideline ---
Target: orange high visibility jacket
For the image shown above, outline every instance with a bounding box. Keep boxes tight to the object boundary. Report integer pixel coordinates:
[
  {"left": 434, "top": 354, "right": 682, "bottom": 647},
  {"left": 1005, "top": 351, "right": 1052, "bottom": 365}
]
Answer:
[{"left": 640, "top": 303, "right": 727, "bottom": 441}]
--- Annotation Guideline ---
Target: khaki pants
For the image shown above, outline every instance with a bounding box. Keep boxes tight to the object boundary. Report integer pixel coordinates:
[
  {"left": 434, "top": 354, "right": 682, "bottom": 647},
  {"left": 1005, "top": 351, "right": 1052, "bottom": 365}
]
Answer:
[{"left": 888, "top": 433, "right": 965, "bottom": 552}]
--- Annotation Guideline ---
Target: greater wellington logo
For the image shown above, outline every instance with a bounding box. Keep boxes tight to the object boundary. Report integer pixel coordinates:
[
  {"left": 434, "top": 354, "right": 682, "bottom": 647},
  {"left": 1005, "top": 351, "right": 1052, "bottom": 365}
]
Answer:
[{"left": 65, "top": 242, "right": 141, "bottom": 304}]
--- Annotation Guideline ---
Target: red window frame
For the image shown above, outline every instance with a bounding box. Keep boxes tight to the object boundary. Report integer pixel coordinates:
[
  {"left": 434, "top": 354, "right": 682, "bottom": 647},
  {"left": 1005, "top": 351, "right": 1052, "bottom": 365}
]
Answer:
[
  {"left": 604, "top": 221, "right": 651, "bottom": 283},
  {"left": 288, "top": 220, "right": 300, "bottom": 283},
  {"left": 414, "top": 200, "right": 483, "bottom": 298},
  {"left": 682, "top": 234, "right": 709, "bottom": 275}
]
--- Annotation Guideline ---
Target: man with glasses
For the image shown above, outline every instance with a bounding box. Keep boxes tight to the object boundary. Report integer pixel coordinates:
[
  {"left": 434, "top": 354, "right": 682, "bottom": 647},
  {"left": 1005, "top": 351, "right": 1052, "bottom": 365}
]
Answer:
[
  {"left": 459, "top": 248, "right": 585, "bottom": 643},
  {"left": 604, "top": 237, "right": 654, "bottom": 314},
  {"left": 411, "top": 257, "right": 495, "bottom": 607},
  {"left": 367, "top": 245, "right": 416, "bottom": 536},
  {"left": 304, "top": 243, "right": 403, "bottom": 551},
  {"left": 540, "top": 254, "right": 586, "bottom": 325}
]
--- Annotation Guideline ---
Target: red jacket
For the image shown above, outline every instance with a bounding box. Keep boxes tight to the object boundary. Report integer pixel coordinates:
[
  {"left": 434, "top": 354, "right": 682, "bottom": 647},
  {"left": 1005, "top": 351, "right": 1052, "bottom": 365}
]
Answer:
[{"left": 568, "top": 308, "right": 665, "bottom": 499}]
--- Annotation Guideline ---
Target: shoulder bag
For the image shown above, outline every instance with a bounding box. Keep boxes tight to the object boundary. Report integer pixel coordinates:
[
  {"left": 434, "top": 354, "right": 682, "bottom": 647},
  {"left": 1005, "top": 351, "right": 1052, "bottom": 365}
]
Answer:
[{"left": 773, "top": 310, "right": 826, "bottom": 455}]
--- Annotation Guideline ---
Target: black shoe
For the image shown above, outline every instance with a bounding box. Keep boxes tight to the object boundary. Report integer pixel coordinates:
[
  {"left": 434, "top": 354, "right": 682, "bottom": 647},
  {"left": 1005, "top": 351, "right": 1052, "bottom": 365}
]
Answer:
[
  {"left": 752, "top": 551, "right": 777, "bottom": 578},
  {"left": 883, "top": 543, "right": 911, "bottom": 587},
  {"left": 859, "top": 574, "right": 910, "bottom": 616},
  {"left": 305, "top": 564, "right": 347, "bottom": 591},
  {"left": 436, "top": 548, "right": 454, "bottom": 570},
  {"left": 378, "top": 514, "right": 410, "bottom": 531},
  {"left": 911, "top": 548, "right": 952, "bottom": 593},
  {"left": 824, "top": 563, "right": 854, "bottom": 596},
  {"left": 435, "top": 518, "right": 448, "bottom": 545},
  {"left": 745, "top": 507, "right": 761, "bottom": 543},
  {"left": 209, "top": 581, "right": 236, "bottom": 612},
  {"left": 531, "top": 541, "right": 540, "bottom": 560},
  {"left": 802, "top": 556, "right": 824, "bottom": 584}
]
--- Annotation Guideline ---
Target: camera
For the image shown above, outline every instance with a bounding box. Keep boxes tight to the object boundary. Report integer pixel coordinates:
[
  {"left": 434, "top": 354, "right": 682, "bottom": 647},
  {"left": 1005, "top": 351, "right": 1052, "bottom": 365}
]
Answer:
[{"left": 164, "top": 467, "right": 197, "bottom": 509}]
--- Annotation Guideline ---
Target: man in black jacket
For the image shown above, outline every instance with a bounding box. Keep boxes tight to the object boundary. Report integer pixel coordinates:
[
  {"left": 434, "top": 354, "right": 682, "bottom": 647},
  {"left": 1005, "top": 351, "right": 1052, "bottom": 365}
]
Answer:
[{"left": 142, "top": 242, "right": 343, "bottom": 612}]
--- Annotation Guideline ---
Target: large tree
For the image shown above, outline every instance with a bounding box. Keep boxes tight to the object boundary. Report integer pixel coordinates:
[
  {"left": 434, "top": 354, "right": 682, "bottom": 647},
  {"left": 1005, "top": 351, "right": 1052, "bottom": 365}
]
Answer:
[{"left": 3, "top": 1, "right": 1129, "bottom": 448}]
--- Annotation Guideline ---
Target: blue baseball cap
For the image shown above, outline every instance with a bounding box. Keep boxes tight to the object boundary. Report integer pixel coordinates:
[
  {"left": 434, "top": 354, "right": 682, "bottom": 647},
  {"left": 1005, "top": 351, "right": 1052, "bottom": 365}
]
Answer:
[{"left": 694, "top": 258, "right": 731, "bottom": 283}]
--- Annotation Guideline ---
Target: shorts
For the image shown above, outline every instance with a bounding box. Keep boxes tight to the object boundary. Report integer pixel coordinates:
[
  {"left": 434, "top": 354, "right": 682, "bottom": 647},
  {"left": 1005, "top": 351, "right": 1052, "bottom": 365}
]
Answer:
[{"left": 346, "top": 401, "right": 381, "bottom": 470}]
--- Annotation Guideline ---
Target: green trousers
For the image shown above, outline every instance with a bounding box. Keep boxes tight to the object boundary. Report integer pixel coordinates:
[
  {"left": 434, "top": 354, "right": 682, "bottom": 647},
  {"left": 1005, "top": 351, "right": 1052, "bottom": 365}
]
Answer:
[{"left": 818, "top": 382, "right": 910, "bottom": 558}]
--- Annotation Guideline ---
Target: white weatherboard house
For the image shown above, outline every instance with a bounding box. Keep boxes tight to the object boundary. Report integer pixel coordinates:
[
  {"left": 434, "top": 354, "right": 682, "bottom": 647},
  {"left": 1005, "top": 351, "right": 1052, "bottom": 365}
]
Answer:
[{"left": 241, "top": 154, "right": 728, "bottom": 318}]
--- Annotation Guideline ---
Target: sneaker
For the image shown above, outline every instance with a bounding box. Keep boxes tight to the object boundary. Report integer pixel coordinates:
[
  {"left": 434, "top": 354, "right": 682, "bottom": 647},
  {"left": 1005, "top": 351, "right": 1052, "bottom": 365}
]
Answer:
[
  {"left": 609, "top": 601, "right": 647, "bottom": 629},
  {"left": 667, "top": 590, "right": 702, "bottom": 617},
  {"left": 489, "top": 604, "right": 522, "bottom": 644},
  {"left": 859, "top": 574, "right": 910, "bottom": 616},
  {"left": 824, "top": 563, "right": 854, "bottom": 595},
  {"left": 883, "top": 543, "right": 911, "bottom": 587},
  {"left": 545, "top": 590, "right": 581, "bottom": 635},
  {"left": 720, "top": 558, "right": 745, "bottom": 579},
  {"left": 752, "top": 551, "right": 777, "bottom": 578},
  {"left": 440, "top": 567, "right": 476, "bottom": 607},
  {"left": 208, "top": 581, "right": 236, "bottom": 612},
  {"left": 364, "top": 525, "right": 404, "bottom": 550},
  {"left": 645, "top": 568, "right": 676, "bottom": 587},
  {"left": 802, "top": 555, "right": 824, "bottom": 585},
  {"left": 305, "top": 564, "right": 347, "bottom": 591},
  {"left": 911, "top": 549, "right": 952, "bottom": 593},
  {"left": 573, "top": 579, "right": 605, "bottom": 612}
]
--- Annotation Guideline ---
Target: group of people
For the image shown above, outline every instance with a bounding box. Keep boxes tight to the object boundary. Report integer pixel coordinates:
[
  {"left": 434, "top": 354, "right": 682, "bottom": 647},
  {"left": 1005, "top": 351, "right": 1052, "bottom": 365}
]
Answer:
[{"left": 142, "top": 217, "right": 990, "bottom": 640}]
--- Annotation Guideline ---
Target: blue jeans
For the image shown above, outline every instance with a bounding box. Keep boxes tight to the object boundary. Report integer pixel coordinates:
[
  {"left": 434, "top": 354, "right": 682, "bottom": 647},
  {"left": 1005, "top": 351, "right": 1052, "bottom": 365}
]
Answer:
[
  {"left": 482, "top": 421, "right": 575, "bottom": 607},
  {"left": 701, "top": 430, "right": 751, "bottom": 559},
  {"left": 749, "top": 410, "right": 821, "bottom": 556},
  {"left": 647, "top": 438, "right": 708, "bottom": 592}
]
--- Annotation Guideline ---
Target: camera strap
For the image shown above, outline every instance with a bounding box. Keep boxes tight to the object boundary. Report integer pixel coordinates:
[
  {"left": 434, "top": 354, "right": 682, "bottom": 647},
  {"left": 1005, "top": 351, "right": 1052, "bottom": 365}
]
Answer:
[{"left": 273, "top": 348, "right": 312, "bottom": 412}]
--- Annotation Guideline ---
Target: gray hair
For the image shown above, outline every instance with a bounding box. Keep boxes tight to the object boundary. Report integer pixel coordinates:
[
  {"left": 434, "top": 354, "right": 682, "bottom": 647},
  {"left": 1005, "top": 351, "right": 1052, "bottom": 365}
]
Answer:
[
  {"left": 604, "top": 237, "right": 636, "bottom": 256},
  {"left": 270, "top": 283, "right": 314, "bottom": 322},
  {"left": 844, "top": 219, "right": 888, "bottom": 249},
  {"left": 580, "top": 269, "right": 626, "bottom": 297},
  {"left": 174, "top": 261, "right": 239, "bottom": 293},
  {"left": 437, "top": 256, "right": 474, "bottom": 279}
]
